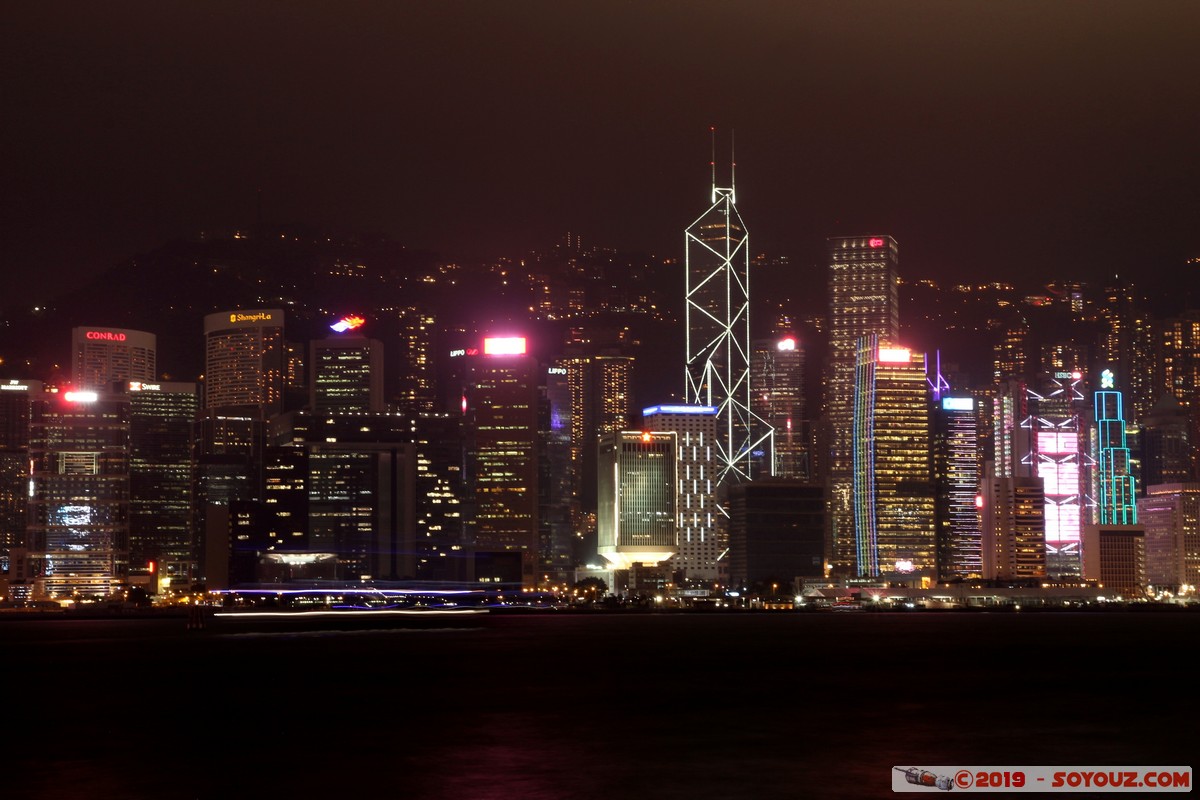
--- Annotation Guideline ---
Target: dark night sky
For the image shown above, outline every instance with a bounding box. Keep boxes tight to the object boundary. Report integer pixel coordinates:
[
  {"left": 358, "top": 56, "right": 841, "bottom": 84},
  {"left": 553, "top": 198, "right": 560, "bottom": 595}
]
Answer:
[{"left": 4, "top": 1, "right": 1199, "bottom": 307}]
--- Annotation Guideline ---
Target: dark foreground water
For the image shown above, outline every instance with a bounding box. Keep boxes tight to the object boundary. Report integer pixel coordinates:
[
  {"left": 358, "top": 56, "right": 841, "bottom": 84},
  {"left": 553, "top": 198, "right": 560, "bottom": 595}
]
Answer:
[{"left": 3, "top": 610, "right": 1195, "bottom": 799}]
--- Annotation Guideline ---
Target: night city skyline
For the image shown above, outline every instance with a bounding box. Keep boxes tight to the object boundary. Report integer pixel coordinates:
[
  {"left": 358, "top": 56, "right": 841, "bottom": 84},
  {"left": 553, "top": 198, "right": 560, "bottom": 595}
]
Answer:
[
  {"left": 4, "top": 7, "right": 1199, "bottom": 798},
  {"left": 5, "top": 1, "right": 1200, "bottom": 309}
]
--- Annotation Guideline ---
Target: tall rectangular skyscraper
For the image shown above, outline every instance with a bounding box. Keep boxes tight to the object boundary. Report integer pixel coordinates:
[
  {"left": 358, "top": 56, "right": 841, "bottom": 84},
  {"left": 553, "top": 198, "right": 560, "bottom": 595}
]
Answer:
[
  {"left": 0, "top": 380, "right": 41, "bottom": 565},
  {"left": 751, "top": 336, "right": 806, "bottom": 480},
  {"left": 643, "top": 405, "right": 720, "bottom": 583},
  {"left": 462, "top": 336, "right": 540, "bottom": 586},
  {"left": 1093, "top": 373, "right": 1137, "bottom": 526},
  {"left": 72, "top": 327, "right": 156, "bottom": 390},
  {"left": 128, "top": 380, "right": 198, "bottom": 581},
  {"left": 980, "top": 462, "right": 1047, "bottom": 580},
  {"left": 310, "top": 334, "right": 384, "bottom": 413},
  {"left": 851, "top": 337, "right": 934, "bottom": 578},
  {"left": 826, "top": 236, "right": 899, "bottom": 576},
  {"left": 29, "top": 389, "right": 131, "bottom": 597},
  {"left": 935, "top": 395, "right": 983, "bottom": 580},
  {"left": 597, "top": 430, "right": 678, "bottom": 570},
  {"left": 203, "top": 309, "right": 285, "bottom": 416}
]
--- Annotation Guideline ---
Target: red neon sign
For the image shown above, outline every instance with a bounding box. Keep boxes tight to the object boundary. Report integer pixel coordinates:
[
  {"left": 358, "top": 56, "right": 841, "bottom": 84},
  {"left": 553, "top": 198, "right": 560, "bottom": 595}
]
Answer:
[
  {"left": 85, "top": 331, "right": 127, "bottom": 342},
  {"left": 868, "top": 237, "right": 884, "bottom": 248}
]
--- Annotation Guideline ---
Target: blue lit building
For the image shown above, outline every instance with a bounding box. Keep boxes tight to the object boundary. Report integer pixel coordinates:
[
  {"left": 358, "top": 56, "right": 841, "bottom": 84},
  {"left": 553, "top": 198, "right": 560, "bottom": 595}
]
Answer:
[
  {"left": 934, "top": 395, "right": 983, "bottom": 580},
  {"left": 1094, "top": 370, "right": 1137, "bottom": 526}
]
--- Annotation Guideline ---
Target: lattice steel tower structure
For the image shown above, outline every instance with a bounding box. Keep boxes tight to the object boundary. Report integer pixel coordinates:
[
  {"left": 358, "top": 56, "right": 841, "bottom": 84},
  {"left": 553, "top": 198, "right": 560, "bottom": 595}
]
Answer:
[{"left": 684, "top": 132, "right": 773, "bottom": 485}]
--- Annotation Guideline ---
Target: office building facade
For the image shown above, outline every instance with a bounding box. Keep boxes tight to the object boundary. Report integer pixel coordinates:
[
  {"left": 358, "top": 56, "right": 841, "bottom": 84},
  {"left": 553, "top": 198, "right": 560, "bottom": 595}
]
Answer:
[
  {"left": 597, "top": 430, "right": 678, "bottom": 569},
  {"left": 851, "top": 337, "right": 934, "bottom": 578},
  {"left": 1138, "top": 483, "right": 1200, "bottom": 592},
  {"left": 751, "top": 336, "right": 807, "bottom": 480},
  {"left": 935, "top": 395, "right": 983, "bottom": 580},
  {"left": 310, "top": 335, "right": 384, "bottom": 413},
  {"left": 643, "top": 405, "right": 720, "bottom": 583},
  {"left": 28, "top": 389, "right": 131, "bottom": 597},
  {"left": 72, "top": 327, "right": 156, "bottom": 390},
  {"left": 826, "top": 235, "right": 899, "bottom": 576},
  {"left": 203, "top": 309, "right": 285, "bottom": 415},
  {"left": 128, "top": 380, "right": 198, "bottom": 583},
  {"left": 980, "top": 462, "right": 1047, "bottom": 580}
]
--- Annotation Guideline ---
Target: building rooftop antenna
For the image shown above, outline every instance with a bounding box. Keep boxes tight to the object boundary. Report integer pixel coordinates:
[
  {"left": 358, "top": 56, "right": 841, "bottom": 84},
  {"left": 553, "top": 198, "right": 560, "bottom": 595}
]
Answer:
[
  {"left": 730, "top": 129, "right": 737, "bottom": 204},
  {"left": 710, "top": 125, "right": 717, "bottom": 203}
]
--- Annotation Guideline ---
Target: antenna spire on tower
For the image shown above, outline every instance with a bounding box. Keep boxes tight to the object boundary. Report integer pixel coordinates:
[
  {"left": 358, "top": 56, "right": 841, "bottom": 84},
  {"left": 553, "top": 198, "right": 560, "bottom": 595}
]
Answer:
[
  {"left": 710, "top": 125, "right": 717, "bottom": 203},
  {"left": 730, "top": 129, "right": 736, "bottom": 203}
]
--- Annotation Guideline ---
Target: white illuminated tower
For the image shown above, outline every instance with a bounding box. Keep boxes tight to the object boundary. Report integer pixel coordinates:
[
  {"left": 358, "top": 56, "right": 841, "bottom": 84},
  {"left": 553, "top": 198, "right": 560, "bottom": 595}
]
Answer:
[{"left": 684, "top": 133, "right": 772, "bottom": 485}]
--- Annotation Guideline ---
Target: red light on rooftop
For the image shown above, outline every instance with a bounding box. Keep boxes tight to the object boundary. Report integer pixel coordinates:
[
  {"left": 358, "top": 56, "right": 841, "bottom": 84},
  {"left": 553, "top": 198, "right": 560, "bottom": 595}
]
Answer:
[{"left": 868, "top": 237, "right": 885, "bottom": 248}]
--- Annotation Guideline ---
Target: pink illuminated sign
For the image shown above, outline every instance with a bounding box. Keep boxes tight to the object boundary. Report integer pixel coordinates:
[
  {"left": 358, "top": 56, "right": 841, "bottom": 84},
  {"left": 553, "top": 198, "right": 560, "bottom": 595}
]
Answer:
[
  {"left": 85, "top": 331, "right": 126, "bottom": 342},
  {"left": 868, "top": 237, "right": 884, "bottom": 248},
  {"left": 483, "top": 337, "right": 526, "bottom": 355},
  {"left": 777, "top": 337, "right": 796, "bottom": 351},
  {"left": 878, "top": 347, "right": 911, "bottom": 363}
]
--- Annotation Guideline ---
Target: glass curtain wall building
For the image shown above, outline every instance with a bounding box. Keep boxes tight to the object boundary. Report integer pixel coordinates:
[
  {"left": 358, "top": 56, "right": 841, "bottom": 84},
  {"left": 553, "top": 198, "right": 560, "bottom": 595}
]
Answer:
[
  {"left": 826, "top": 236, "right": 899, "bottom": 576},
  {"left": 597, "top": 430, "right": 678, "bottom": 570},
  {"left": 851, "top": 336, "right": 934, "bottom": 578}
]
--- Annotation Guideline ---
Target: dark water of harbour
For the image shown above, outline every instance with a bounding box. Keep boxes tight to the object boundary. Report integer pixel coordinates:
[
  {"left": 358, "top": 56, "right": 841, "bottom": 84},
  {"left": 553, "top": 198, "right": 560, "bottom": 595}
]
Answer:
[{"left": 3, "top": 610, "right": 1196, "bottom": 799}]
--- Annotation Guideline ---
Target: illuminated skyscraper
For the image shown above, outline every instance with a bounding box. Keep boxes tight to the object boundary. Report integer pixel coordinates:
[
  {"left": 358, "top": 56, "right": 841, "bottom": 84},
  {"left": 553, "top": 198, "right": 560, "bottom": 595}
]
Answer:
[
  {"left": 934, "top": 395, "right": 982, "bottom": 580},
  {"left": 980, "top": 462, "right": 1046, "bottom": 580},
  {"left": 203, "top": 309, "right": 285, "bottom": 416},
  {"left": 993, "top": 317, "right": 1028, "bottom": 383},
  {"left": 310, "top": 324, "right": 384, "bottom": 413},
  {"left": 1020, "top": 370, "right": 1091, "bottom": 577},
  {"left": 0, "top": 380, "right": 41, "bottom": 566},
  {"left": 826, "top": 235, "right": 899, "bottom": 576},
  {"left": 751, "top": 336, "right": 806, "bottom": 480},
  {"left": 1158, "top": 311, "right": 1200, "bottom": 409},
  {"left": 462, "top": 336, "right": 540, "bottom": 586},
  {"left": 72, "top": 327, "right": 156, "bottom": 390},
  {"left": 684, "top": 151, "right": 772, "bottom": 485},
  {"left": 1097, "top": 281, "right": 1156, "bottom": 421},
  {"left": 597, "top": 430, "right": 678, "bottom": 569},
  {"left": 29, "top": 389, "right": 130, "bottom": 597},
  {"left": 127, "top": 381, "right": 198, "bottom": 583},
  {"left": 851, "top": 337, "right": 934, "bottom": 578},
  {"left": 643, "top": 405, "right": 720, "bottom": 583},
  {"left": 1138, "top": 483, "right": 1200, "bottom": 592},
  {"left": 392, "top": 305, "right": 437, "bottom": 413},
  {"left": 1140, "top": 394, "right": 1194, "bottom": 487},
  {"left": 561, "top": 350, "right": 634, "bottom": 514},
  {"left": 1093, "top": 370, "right": 1137, "bottom": 526},
  {"left": 269, "top": 411, "right": 421, "bottom": 582}
]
